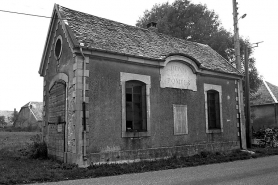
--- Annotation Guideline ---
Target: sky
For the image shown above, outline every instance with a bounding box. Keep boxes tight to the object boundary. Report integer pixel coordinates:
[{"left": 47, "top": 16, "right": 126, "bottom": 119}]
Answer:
[{"left": 0, "top": 0, "right": 277, "bottom": 111}]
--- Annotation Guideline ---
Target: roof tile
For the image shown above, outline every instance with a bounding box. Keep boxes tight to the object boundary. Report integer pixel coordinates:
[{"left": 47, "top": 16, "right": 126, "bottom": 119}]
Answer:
[{"left": 58, "top": 5, "right": 240, "bottom": 75}]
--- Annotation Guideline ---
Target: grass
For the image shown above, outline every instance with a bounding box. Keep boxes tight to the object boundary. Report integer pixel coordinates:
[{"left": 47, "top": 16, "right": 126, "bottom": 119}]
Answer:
[
  {"left": 1, "top": 132, "right": 278, "bottom": 184},
  {"left": 0, "top": 132, "right": 40, "bottom": 150}
]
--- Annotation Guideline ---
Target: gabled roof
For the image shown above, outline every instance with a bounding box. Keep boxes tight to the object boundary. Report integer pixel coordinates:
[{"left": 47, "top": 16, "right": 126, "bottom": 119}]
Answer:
[
  {"left": 19, "top": 102, "right": 43, "bottom": 121},
  {"left": 251, "top": 81, "right": 278, "bottom": 106},
  {"left": 40, "top": 4, "right": 241, "bottom": 76}
]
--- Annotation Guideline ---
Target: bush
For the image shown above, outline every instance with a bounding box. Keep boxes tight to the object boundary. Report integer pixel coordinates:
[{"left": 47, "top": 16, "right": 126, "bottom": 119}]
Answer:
[
  {"left": 30, "top": 141, "right": 48, "bottom": 159},
  {"left": 19, "top": 134, "right": 48, "bottom": 159}
]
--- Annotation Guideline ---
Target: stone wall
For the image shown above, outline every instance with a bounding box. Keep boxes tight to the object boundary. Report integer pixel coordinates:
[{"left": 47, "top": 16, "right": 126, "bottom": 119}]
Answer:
[{"left": 88, "top": 141, "right": 239, "bottom": 164}]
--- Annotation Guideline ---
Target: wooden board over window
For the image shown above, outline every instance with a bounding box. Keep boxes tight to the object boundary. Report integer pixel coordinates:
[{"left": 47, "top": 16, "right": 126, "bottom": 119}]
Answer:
[{"left": 173, "top": 104, "right": 188, "bottom": 135}]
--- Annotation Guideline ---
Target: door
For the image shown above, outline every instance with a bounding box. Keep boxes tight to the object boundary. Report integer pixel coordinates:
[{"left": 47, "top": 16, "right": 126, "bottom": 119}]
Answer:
[{"left": 48, "top": 80, "right": 66, "bottom": 161}]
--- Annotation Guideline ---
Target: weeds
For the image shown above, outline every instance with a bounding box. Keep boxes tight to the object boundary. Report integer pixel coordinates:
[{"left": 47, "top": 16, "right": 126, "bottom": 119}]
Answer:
[{"left": 1, "top": 135, "right": 278, "bottom": 185}]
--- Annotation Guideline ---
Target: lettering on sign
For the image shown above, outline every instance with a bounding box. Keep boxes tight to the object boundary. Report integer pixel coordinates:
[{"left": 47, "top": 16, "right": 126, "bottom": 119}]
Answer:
[{"left": 160, "top": 62, "right": 197, "bottom": 91}]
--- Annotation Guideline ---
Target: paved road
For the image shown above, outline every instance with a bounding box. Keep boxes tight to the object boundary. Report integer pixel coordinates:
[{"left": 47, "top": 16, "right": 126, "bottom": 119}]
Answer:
[{"left": 34, "top": 156, "right": 278, "bottom": 185}]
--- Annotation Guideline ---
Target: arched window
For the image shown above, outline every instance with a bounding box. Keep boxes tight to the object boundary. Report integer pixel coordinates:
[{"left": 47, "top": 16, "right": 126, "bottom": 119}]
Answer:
[
  {"left": 120, "top": 72, "right": 151, "bottom": 137},
  {"left": 207, "top": 90, "right": 220, "bottom": 129},
  {"left": 125, "top": 80, "right": 147, "bottom": 132}
]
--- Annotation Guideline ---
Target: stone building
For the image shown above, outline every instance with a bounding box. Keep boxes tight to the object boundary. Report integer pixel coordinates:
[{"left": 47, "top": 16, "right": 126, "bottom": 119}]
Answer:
[
  {"left": 39, "top": 5, "right": 243, "bottom": 166},
  {"left": 14, "top": 102, "right": 43, "bottom": 131},
  {"left": 251, "top": 80, "right": 278, "bottom": 131}
]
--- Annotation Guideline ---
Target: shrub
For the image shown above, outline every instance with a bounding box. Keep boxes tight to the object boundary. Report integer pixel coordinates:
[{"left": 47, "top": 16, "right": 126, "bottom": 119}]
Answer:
[
  {"left": 29, "top": 141, "right": 48, "bottom": 159},
  {"left": 19, "top": 134, "right": 48, "bottom": 159}
]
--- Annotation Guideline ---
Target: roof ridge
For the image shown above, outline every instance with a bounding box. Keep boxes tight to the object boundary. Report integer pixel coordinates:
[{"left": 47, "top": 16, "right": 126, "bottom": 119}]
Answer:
[{"left": 264, "top": 80, "right": 278, "bottom": 103}]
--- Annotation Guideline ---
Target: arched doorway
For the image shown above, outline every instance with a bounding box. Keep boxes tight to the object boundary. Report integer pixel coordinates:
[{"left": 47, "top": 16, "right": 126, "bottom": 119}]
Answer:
[{"left": 48, "top": 80, "right": 66, "bottom": 161}]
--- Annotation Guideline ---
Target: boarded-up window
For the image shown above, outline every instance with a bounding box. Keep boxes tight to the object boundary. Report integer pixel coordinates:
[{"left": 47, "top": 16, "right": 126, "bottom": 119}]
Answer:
[{"left": 173, "top": 105, "right": 188, "bottom": 135}]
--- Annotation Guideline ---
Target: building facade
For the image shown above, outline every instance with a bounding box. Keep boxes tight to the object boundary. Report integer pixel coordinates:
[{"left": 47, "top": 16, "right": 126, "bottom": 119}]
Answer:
[
  {"left": 39, "top": 5, "right": 243, "bottom": 166},
  {"left": 251, "top": 80, "right": 278, "bottom": 131}
]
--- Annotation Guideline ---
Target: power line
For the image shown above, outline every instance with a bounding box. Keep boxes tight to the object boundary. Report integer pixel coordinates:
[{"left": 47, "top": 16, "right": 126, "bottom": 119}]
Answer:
[{"left": 0, "top": 9, "right": 51, "bottom": 19}]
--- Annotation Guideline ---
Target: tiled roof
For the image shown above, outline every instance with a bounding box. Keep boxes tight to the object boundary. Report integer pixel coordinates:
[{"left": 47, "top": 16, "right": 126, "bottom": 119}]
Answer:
[
  {"left": 251, "top": 81, "right": 278, "bottom": 105},
  {"left": 266, "top": 81, "right": 278, "bottom": 101},
  {"left": 29, "top": 102, "right": 43, "bottom": 121},
  {"left": 57, "top": 5, "right": 240, "bottom": 75}
]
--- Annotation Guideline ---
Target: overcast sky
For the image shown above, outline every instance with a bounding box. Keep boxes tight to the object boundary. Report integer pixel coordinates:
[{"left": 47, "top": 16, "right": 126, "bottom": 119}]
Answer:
[{"left": 0, "top": 0, "right": 277, "bottom": 111}]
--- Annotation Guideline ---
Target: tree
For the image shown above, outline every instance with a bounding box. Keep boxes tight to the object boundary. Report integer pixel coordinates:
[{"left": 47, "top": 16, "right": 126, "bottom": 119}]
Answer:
[
  {"left": 9, "top": 110, "right": 19, "bottom": 125},
  {"left": 0, "top": 116, "right": 7, "bottom": 128},
  {"left": 136, "top": 0, "right": 262, "bottom": 93}
]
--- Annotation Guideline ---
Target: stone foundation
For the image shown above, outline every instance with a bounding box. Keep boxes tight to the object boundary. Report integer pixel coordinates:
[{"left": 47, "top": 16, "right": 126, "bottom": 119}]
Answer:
[{"left": 87, "top": 141, "right": 239, "bottom": 164}]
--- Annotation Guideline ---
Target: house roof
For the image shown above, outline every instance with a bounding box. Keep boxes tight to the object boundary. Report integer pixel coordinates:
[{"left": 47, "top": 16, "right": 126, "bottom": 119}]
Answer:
[
  {"left": 49, "top": 5, "right": 240, "bottom": 76},
  {"left": 251, "top": 81, "right": 278, "bottom": 106},
  {"left": 20, "top": 102, "right": 43, "bottom": 121}
]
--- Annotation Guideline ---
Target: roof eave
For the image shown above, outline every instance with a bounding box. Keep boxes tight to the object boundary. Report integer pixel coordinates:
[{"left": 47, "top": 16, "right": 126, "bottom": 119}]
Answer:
[
  {"left": 38, "top": 4, "right": 79, "bottom": 77},
  {"left": 38, "top": 4, "right": 59, "bottom": 76}
]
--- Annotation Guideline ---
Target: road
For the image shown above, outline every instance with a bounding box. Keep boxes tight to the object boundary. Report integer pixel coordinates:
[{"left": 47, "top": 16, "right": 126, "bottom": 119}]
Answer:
[{"left": 34, "top": 155, "right": 278, "bottom": 185}]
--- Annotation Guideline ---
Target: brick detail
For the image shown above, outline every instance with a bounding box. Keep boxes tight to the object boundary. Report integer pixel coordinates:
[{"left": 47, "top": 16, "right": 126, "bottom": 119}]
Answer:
[
  {"left": 235, "top": 79, "right": 241, "bottom": 142},
  {"left": 72, "top": 56, "right": 90, "bottom": 159}
]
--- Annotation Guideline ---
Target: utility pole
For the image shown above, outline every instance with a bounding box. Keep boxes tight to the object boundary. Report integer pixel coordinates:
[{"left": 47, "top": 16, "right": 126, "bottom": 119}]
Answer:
[
  {"left": 233, "top": 0, "right": 241, "bottom": 70},
  {"left": 232, "top": 0, "right": 246, "bottom": 149},
  {"left": 244, "top": 46, "right": 251, "bottom": 148}
]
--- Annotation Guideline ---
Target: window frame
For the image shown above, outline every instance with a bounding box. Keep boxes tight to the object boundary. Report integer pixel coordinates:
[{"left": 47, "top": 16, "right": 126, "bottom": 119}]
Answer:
[
  {"left": 120, "top": 72, "right": 151, "bottom": 138},
  {"left": 125, "top": 80, "right": 147, "bottom": 132},
  {"left": 204, "top": 84, "right": 223, "bottom": 133}
]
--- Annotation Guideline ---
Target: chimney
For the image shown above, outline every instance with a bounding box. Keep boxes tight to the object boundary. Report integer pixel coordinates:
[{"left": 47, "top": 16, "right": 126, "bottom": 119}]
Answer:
[{"left": 146, "top": 22, "right": 158, "bottom": 32}]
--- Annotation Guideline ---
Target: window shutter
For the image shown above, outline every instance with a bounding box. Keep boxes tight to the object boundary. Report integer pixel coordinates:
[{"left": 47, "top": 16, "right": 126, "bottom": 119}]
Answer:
[{"left": 173, "top": 105, "right": 188, "bottom": 135}]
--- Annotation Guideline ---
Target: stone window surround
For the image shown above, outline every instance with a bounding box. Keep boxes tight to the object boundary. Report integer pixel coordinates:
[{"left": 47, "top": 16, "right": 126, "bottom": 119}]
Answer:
[
  {"left": 120, "top": 72, "right": 151, "bottom": 138},
  {"left": 204, "top": 83, "right": 223, "bottom": 134}
]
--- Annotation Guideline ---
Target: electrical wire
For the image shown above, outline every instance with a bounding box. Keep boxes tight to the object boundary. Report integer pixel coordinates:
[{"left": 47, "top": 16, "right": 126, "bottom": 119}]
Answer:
[{"left": 0, "top": 9, "right": 52, "bottom": 19}]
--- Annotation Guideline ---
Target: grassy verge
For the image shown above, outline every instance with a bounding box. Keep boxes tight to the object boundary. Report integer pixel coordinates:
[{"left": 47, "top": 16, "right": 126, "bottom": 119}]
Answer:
[{"left": 1, "top": 135, "right": 278, "bottom": 184}]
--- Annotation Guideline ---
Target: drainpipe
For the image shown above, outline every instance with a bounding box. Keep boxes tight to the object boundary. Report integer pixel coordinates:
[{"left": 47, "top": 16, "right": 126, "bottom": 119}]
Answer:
[
  {"left": 79, "top": 47, "right": 87, "bottom": 160},
  {"left": 237, "top": 80, "right": 243, "bottom": 149}
]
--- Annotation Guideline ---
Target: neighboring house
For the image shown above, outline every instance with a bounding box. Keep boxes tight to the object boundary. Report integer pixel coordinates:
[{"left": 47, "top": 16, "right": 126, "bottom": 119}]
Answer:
[
  {"left": 39, "top": 5, "right": 243, "bottom": 166},
  {"left": 251, "top": 80, "right": 278, "bottom": 131},
  {"left": 0, "top": 110, "right": 13, "bottom": 127},
  {"left": 14, "top": 102, "right": 43, "bottom": 130}
]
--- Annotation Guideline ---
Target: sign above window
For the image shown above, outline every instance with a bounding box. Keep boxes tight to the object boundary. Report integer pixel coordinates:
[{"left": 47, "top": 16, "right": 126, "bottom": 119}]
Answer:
[{"left": 160, "top": 62, "right": 197, "bottom": 91}]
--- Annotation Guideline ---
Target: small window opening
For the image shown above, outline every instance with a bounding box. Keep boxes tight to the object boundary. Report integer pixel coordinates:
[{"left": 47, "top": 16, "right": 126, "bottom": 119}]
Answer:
[{"left": 54, "top": 37, "right": 62, "bottom": 59}]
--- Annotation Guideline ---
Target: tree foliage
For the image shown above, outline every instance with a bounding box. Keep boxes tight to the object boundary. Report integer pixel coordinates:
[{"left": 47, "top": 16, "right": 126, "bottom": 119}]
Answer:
[
  {"left": 9, "top": 110, "right": 19, "bottom": 125},
  {"left": 136, "top": 0, "right": 262, "bottom": 93},
  {"left": 0, "top": 116, "right": 7, "bottom": 128}
]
